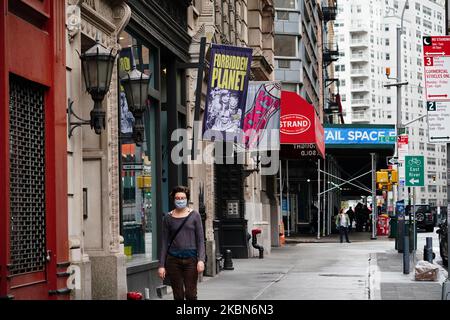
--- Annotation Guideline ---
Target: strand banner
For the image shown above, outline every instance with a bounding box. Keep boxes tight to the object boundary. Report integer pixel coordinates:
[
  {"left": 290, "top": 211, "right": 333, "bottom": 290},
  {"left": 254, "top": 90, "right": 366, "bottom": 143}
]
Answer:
[
  {"left": 242, "top": 81, "right": 281, "bottom": 151},
  {"left": 202, "top": 44, "right": 253, "bottom": 142}
]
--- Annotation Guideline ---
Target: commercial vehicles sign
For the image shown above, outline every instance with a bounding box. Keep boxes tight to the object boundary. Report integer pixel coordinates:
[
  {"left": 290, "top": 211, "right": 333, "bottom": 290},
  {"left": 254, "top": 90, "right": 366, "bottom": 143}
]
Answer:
[{"left": 423, "top": 36, "right": 450, "bottom": 101}]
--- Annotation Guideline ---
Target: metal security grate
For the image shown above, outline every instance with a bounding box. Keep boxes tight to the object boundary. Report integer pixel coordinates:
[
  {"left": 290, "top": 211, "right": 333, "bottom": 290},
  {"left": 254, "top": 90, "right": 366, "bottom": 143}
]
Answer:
[{"left": 9, "top": 75, "right": 47, "bottom": 276}]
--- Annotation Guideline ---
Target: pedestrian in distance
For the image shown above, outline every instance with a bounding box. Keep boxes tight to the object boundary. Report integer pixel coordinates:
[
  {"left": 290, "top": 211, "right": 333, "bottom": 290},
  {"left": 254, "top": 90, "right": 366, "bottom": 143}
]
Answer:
[
  {"left": 158, "top": 186, "right": 206, "bottom": 300},
  {"left": 346, "top": 206, "right": 355, "bottom": 233},
  {"left": 310, "top": 203, "right": 318, "bottom": 234},
  {"left": 335, "top": 208, "right": 351, "bottom": 243}
]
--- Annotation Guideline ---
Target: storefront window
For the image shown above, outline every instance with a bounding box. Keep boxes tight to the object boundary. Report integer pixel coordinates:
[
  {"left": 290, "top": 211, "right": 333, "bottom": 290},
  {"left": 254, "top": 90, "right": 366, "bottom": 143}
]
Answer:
[{"left": 118, "top": 31, "right": 159, "bottom": 262}]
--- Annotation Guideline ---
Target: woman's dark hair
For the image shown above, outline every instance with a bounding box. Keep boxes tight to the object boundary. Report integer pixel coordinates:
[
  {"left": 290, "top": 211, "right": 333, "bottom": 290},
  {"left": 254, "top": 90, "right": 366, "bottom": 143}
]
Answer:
[{"left": 169, "top": 185, "right": 190, "bottom": 203}]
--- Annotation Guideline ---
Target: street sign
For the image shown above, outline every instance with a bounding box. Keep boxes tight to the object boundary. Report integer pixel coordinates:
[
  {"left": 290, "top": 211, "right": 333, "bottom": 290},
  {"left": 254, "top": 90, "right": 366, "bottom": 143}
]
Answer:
[
  {"left": 397, "top": 134, "right": 408, "bottom": 184},
  {"left": 405, "top": 155, "right": 424, "bottom": 187},
  {"left": 427, "top": 101, "right": 450, "bottom": 143},
  {"left": 387, "top": 156, "right": 398, "bottom": 165},
  {"left": 123, "top": 164, "right": 143, "bottom": 171},
  {"left": 427, "top": 101, "right": 437, "bottom": 111},
  {"left": 423, "top": 36, "right": 450, "bottom": 101}
]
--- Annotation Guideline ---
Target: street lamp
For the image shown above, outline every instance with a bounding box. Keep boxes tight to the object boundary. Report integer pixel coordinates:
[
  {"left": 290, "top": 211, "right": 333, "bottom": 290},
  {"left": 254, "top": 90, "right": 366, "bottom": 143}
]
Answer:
[
  {"left": 79, "top": 39, "right": 117, "bottom": 134},
  {"left": 120, "top": 65, "right": 151, "bottom": 146}
]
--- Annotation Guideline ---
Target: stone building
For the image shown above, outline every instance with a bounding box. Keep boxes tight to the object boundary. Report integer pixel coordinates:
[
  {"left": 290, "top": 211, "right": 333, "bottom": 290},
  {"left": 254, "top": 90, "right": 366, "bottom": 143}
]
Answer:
[{"left": 65, "top": 0, "right": 131, "bottom": 299}]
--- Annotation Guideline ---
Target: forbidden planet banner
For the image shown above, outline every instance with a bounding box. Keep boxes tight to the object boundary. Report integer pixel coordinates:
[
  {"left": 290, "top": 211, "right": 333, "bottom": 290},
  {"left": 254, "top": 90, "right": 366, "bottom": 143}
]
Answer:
[{"left": 202, "top": 44, "right": 253, "bottom": 141}]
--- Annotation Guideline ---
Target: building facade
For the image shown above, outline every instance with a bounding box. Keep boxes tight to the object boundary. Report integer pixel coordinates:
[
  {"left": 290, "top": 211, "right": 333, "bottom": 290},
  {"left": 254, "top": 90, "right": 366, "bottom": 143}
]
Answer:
[
  {"left": 334, "top": 0, "right": 447, "bottom": 207},
  {"left": 66, "top": 0, "right": 131, "bottom": 299}
]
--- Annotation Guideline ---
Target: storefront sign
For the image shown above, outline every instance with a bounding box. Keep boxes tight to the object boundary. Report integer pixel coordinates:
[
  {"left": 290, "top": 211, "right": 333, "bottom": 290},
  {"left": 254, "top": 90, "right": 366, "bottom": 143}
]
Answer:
[
  {"left": 202, "top": 44, "right": 253, "bottom": 141},
  {"left": 324, "top": 127, "right": 396, "bottom": 145},
  {"left": 280, "top": 91, "right": 325, "bottom": 158},
  {"left": 280, "top": 114, "right": 311, "bottom": 135}
]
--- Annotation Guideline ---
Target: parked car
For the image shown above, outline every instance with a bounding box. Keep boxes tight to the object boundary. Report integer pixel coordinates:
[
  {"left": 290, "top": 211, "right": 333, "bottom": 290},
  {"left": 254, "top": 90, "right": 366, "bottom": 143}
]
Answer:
[
  {"left": 405, "top": 205, "right": 435, "bottom": 232},
  {"left": 436, "top": 219, "right": 448, "bottom": 266}
]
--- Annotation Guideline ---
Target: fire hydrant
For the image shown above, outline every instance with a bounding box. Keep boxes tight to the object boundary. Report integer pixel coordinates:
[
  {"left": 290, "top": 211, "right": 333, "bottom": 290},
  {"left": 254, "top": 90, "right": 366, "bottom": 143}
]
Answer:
[
  {"left": 127, "top": 291, "right": 143, "bottom": 300},
  {"left": 251, "top": 229, "right": 264, "bottom": 259}
]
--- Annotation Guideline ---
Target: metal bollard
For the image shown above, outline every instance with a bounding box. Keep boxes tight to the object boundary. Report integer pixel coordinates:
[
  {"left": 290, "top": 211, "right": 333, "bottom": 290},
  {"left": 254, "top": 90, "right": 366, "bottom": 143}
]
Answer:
[
  {"left": 423, "top": 237, "right": 435, "bottom": 263},
  {"left": 223, "top": 249, "right": 234, "bottom": 270},
  {"left": 403, "top": 235, "right": 410, "bottom": 274}
]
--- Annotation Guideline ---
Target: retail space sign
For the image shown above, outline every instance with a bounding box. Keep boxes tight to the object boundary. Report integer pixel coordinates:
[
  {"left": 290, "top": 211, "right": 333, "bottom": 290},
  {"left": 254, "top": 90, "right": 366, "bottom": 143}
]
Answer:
[
  {"left": 426, "top": 101, "right": 450, "bottom": 143},
  {"left": 423, "top": 36, "right": 450, "bottom": 101},
  {"left": 405, "top": 155, "right": 424, "bottom": 187},
  {"left": 202, "top": 44, "right": 253, "bottom": 141},
  {"left": 324, "top": 127, "right": 396, "bottom": 145}
]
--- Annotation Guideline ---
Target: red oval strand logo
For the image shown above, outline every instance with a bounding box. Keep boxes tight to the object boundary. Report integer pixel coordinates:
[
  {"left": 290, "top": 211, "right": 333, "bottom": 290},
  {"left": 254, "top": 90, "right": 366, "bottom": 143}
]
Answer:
[{"left": 280, "top": 114, "right": 311, "bottom": 135}]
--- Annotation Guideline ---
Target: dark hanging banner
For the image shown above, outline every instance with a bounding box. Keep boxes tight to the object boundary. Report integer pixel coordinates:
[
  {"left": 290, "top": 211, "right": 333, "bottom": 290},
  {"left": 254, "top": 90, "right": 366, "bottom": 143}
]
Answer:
[
  {"left": 202, "top": 44, "right": 253, "bottom": 141},
  {"left": 118, "top": 47, "right": 135, "bottom": 142}
]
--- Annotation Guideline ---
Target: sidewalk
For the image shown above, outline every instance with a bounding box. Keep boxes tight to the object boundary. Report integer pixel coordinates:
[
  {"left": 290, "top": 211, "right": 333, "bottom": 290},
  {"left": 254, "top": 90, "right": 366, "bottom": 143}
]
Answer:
[
  {"left": 158, "top": 231, "right": 448, "bottom": 300},
  {"left": 285, "top": 230, "right": 377, "bottom": 243}
]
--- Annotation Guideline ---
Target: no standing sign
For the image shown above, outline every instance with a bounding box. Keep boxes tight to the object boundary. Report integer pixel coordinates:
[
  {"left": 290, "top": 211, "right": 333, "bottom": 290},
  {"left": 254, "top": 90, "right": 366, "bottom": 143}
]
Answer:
[{"left": 423, "top": 36, "right": 450, "bottom": 143}]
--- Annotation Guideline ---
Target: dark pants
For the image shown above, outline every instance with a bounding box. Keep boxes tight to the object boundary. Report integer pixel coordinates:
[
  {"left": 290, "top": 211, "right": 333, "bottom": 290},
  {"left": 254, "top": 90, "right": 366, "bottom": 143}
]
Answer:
[
  {"left": 339, "top": 226, "right": 350, "bottom": 243},
  {"left": 165, "top": 255, "right": 198, "bottom": 300}
]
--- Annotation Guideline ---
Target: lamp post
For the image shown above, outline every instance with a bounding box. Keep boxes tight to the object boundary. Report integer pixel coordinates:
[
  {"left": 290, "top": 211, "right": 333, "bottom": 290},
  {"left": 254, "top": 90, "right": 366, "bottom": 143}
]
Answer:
[
  {"left": 120, "top": 65, "right": 151, "bottom": 146},
  {"left": 79, "top": 39, "right": 117, "bottom": 134}
]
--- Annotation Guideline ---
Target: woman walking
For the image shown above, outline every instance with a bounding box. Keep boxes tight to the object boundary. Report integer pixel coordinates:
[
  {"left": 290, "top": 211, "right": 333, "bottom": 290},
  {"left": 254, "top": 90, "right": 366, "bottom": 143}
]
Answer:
[{"left": 158, "top": 186, "right": 206, "bottom": 300}]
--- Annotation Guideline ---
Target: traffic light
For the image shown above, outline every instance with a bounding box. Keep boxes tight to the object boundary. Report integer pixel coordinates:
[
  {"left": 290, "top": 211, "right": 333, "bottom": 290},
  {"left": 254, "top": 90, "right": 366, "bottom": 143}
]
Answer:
[
  {"left": 389, "top": 170, "right": 398, "bottom": 183},
  {"left": 376, "top": 171, "right": 388, "bottom": 183},
  {"left": 137, "top": 175, "right": 151, "bottom": 189}
]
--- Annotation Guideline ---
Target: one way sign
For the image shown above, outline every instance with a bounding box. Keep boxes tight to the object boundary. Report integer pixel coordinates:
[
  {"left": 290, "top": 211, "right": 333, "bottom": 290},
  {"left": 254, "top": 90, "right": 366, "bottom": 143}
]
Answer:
[{"left": 387, "top": 157, "right": 398, "bottom": 165}]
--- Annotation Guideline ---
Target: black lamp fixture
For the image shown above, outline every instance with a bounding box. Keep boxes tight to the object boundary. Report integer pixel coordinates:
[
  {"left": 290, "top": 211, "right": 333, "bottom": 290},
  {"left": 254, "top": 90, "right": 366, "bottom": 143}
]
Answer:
[
  {"left": 68, "top": 37, "right": 117, "bottom": 137},
  {"left": 120, "top": 64, "right": 151, "bottom": 146}
]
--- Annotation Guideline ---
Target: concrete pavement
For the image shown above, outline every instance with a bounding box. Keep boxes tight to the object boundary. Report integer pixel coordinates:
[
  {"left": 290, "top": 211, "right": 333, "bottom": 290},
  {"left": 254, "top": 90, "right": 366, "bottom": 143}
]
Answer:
[{"left": 158, "top": 230, "right": 448, "bottom": 300}]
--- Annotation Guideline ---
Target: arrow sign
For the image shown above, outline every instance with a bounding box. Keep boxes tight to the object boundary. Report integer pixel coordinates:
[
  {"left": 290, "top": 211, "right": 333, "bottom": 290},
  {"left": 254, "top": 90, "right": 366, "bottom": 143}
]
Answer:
[
  {"left": 387, "top": 157, "right": 398, "bottom": 165},
  {"left": 409, "top": 178, "right": 419, "bottom": 185},
  {"left": 430, "top": 136, "right": 450, "bottom": 140}
]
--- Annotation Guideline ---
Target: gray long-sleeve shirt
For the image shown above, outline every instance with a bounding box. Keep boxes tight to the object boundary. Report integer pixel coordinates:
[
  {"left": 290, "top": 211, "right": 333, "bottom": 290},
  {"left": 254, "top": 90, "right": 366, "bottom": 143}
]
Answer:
[{"left": 159, "top": 210, "right": 205, "bottom": 268}]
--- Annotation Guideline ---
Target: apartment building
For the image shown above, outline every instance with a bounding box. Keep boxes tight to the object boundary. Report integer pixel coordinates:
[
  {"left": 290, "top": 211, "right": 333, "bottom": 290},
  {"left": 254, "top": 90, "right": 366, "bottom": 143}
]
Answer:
[
  {"left": 274, "top": 0, "right": 328, "bottom": 118},
  {"left": 334, "top": 0, "right": 447, "bottom": 207}
]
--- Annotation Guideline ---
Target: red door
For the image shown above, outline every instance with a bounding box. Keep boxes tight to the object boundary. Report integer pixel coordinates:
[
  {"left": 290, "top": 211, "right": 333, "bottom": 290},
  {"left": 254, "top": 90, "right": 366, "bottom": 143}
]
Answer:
[{"left": 0, "top": 0, "right": 68, "bottom": 299}]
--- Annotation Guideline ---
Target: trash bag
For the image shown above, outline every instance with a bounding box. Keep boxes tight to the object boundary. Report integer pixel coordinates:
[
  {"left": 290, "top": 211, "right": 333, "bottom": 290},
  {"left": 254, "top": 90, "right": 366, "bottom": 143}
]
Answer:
[{"left": 414, "top": 260, "right": 439, "bottom": 281}]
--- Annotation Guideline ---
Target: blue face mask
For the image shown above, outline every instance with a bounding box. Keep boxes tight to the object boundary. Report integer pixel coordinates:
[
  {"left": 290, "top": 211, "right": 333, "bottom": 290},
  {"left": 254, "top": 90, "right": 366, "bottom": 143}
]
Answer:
[{"left": 174, "top": 199, "right": 187, "bottom": 209}]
